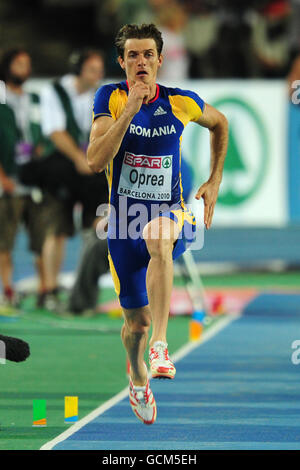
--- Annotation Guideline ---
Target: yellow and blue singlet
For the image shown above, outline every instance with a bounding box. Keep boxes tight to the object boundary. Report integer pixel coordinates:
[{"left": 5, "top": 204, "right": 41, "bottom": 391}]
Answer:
[{"left": 93, "top": 80, "right": 205, "bottom": 309}]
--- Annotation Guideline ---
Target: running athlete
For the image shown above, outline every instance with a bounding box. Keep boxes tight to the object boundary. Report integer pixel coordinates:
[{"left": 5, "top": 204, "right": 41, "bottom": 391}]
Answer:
[{"left": 87, "top": 24, "right": 228, "bottom": 425}]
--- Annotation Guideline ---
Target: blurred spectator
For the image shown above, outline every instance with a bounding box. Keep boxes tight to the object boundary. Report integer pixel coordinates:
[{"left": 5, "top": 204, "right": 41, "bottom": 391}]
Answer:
[
  {"left": 0, "top": 49, "right": 49, "bottom": 309},
  {"left": 251, "top": 0, "right": 291, "bottom": 78},
  {"left": 114, "top": 0, "right": 154, "bottom": 25},
  {"left": 212, "top": 3, "right": 257, "bottom": 78},
  {"left": 34, "top": 49, "right": 108, "bottom": 311},
  {"left": 183, "top": 4, "right": 219, "bottom": 78},
  {"left": 1, "top": 0, "right": 298, "bottom": 79},
  {"left": 156, "top": 1, "right": 189, "bottom": 81},
  {"left": 116, "top": 0, "right": 176, "bottom": 24}
]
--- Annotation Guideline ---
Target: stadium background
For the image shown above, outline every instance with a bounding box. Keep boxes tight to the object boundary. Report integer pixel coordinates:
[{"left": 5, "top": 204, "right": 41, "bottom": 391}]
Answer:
[{"left": 1, "top": 0, "right": 300, "bottom": 451}]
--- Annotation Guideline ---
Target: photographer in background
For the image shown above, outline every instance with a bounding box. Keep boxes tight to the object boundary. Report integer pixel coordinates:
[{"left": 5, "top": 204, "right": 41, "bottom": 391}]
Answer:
[
  {"left": 0, "top": 48, "right": 50, "bottom": 311},
  {"left": 38, "top": 50, "right": 108, "bottom": 311}
]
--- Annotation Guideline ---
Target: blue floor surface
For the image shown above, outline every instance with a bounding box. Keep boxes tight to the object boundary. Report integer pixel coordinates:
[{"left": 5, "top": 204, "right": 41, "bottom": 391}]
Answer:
[{"left": 53, "top": 295, "right": 300, "bottom": 450}]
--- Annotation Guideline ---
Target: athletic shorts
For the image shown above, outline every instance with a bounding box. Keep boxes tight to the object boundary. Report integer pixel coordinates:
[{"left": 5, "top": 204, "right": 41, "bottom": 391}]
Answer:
[{"left": 107, "top": 204, "right": 196, "bottom": 310}]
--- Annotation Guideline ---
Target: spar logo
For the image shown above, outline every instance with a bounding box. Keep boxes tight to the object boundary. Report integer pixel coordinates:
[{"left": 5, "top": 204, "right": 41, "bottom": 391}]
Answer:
[
  {"left": 124, "top": 153, "right": 162, "bottom": 169},
  {"left": 162, "top": 156, "right": 171, "bottom": 168},
  {"left": 190, "top": 97, "right": 269, "bottom": 206},
  {"left": 123, "top": 152, "right": 168, "bottom": 188}
]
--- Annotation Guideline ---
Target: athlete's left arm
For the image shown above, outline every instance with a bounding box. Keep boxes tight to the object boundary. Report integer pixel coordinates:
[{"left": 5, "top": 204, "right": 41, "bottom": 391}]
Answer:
[{"left": 194, "top": 103, "right": 228, "bottom": 229}]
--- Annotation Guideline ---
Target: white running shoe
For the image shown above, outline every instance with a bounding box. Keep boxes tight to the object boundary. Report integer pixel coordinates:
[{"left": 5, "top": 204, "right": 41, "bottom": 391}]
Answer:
[
  {"left": 129, "top": 363, "right": 157, "bottom": 425},
  {"left": 149, "top": 341, "right": 176, "bottom": 379}
]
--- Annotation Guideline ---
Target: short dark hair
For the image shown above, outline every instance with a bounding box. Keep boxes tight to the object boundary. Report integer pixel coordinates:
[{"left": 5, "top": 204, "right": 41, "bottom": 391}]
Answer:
[{"left": 115, "top": 24, "right": 163, "bottom": 59}]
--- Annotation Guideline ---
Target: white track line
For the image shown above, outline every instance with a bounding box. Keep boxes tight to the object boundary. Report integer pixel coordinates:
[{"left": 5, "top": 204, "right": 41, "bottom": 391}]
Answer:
[{"left": 40, "top": 313, "right": 238, "bottom": 450}]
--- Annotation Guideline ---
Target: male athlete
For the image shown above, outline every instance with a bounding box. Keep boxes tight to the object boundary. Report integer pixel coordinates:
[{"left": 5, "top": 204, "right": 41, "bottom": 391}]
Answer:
[{"left": 87, "top": 24, "right": 228, "bottom": 425}]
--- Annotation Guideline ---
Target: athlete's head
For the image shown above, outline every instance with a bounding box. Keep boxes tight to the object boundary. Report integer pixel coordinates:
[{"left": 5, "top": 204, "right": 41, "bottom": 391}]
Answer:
[
  {"left": 0, "top": 48, "right": 32, "bottom": 85},
  {"left": 115, "top": 24, "right": 163, "bottom": 86},
  {"left": 69, "top": 49, "right": 105, "bottom": 91}
]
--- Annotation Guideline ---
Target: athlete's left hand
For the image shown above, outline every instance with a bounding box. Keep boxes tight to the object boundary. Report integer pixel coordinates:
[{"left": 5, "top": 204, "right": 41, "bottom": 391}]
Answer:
[{"left": 195, "top": 179, "right": 221, "bottom": 229}]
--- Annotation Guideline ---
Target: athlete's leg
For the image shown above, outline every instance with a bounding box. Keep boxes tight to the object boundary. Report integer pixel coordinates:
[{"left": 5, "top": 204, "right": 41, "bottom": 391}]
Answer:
[
  {"left": 107, "top": 236, "right": 157, "bottom": 423},
  {"left": 121, "top": 305, "right": 151, "bottom": 386},
  {"left": 142, "top": 217, "right": 180, "bottom": 348},
  {"left": 122, "top": 305, "right": 157, "bottom": 425}
]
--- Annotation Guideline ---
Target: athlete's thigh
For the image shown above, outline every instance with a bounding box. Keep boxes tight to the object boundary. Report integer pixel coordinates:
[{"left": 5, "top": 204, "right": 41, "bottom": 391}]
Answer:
[
  {"left": 107, "top": 236, "right": 150, "bottom": 310},
  {"left": 144, "top": 204, "right": 196, "bottom": 260}
]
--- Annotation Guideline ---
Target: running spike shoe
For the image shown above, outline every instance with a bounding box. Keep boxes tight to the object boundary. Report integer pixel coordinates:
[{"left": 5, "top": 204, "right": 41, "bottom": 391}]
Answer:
[
  {"left": 129, "top": 377, "right": 157, "bottom": 425},
  {"left": 149, "top": 341, "right": 176, "bottom": 379}
]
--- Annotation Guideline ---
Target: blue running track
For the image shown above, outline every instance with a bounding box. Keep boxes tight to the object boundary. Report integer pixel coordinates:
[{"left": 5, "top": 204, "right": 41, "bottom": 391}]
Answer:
[{"left": 48, "top": 293, "right": 300, "bottom": 450}]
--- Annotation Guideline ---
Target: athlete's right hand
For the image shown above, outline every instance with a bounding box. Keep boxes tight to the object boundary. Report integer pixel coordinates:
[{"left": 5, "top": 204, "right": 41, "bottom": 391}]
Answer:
[{"left": 126, "top": 81, "right": 150, "bottom": 116}]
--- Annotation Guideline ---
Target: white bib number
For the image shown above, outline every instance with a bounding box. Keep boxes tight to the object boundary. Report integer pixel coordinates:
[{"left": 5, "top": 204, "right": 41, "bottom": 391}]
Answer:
[{"left": 117, "top": 152, "right": 172, "bottom": 201}]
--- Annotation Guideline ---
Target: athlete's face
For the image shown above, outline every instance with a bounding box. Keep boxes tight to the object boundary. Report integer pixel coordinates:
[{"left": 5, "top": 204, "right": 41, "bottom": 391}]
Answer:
[
  {"left": 80, "top": 55, "right": 104, "bottom": 90},
  {"left": 118, "top": 38, "right": 163, "bottom": 86}
]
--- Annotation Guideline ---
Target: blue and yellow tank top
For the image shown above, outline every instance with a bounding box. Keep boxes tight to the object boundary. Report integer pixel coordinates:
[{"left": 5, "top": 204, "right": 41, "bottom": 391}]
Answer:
[{"left": 93, "top": 80, "right": 205, "bottom": 218}]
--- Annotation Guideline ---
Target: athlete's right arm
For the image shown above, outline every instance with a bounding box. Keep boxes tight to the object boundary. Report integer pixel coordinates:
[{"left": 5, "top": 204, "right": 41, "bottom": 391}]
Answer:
[
  {"left": 87, "top": 111, "right": 133, "bottom": 173},
  {"left": 87, "top": 82, "right": 149, "bottom": 173}
]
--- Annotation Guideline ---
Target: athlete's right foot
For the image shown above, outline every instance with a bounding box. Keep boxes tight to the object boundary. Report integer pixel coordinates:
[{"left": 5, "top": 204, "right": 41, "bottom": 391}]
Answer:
[
  {"left": 149, "top": 341, "right": 176, "bottom": 379},
  {"left": 129, "top": 377, "right": 157, "bottom": 425}
]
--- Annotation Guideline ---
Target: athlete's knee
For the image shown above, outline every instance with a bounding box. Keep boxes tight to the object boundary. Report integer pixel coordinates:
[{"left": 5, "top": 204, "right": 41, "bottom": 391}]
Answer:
[
  {"left": 144, "top": 235, "right": 173, "bottom": 260},
  {"left": 143, "top": 219, "right": 176, "bottom": 259},
  {"left": 126, "top": 320, "right": 150, "bottom": 336},
  {"left": 123, "top": 313, "right": 151, "bottom": 335}
]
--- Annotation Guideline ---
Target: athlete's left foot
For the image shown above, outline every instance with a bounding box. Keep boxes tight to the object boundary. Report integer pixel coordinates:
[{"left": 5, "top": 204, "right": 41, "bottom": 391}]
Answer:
[
  {"left": 149, "top": 341, "right": 176, "bottom": 379},
  {"left": 129, "top": 377, "right": 157, "bottom": 425}
]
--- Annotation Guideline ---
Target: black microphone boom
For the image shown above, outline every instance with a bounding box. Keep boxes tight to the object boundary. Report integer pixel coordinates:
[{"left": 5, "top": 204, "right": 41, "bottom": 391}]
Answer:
[{"left": 0, "top": 334, "right": 30, "bottom": 363}]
